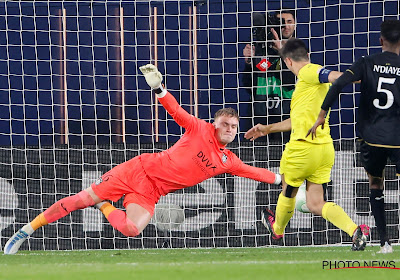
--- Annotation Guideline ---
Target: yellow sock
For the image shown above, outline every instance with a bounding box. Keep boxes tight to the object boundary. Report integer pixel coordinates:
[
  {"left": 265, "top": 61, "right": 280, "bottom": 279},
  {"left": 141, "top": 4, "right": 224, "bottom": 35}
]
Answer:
[
  {"left": 30, "top": 213, "right": 49, "bottom": 231},
  {"left": 273, "top": 193, "right": 296, "bottom": 235},
  {"left": 322, "top": 202, "right": 358, "bottom": 237},
  {"left": 99, "top": 202, "right": 117, "bottom": 219}
]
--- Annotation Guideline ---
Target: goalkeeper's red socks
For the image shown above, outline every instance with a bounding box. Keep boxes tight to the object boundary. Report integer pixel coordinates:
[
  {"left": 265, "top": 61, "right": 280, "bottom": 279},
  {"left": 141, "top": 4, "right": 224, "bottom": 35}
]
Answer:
[
  {"left": 98, "top": 202, "right": 116, "bottom": 219},
  {"left": 98, "top": 202, "right": 139, "bottom": 237},
  {"left": 29, "top": 191, "right": 95, "bottom": 231}
]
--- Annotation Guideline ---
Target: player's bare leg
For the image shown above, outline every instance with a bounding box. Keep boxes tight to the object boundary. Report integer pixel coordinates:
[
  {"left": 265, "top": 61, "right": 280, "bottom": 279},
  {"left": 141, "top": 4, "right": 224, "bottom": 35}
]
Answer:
[
  {"left": 305, "top": 182, "right": 326, "bottom": 215},
  {"left": 126, "top": 203, "right": 153, "bottom": 233},
  {"left": 96, "top": 200, "right": 152, "bottom": 237},
  {"left": 4, "top": 188, "right": 100, "bottom": 255}
]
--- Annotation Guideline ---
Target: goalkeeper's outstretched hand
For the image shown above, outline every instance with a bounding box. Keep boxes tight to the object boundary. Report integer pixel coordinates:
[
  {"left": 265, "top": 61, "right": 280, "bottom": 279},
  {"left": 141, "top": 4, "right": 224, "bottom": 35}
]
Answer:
[{"left": 139, "top": 64, "right": 163, "bottom": 89}]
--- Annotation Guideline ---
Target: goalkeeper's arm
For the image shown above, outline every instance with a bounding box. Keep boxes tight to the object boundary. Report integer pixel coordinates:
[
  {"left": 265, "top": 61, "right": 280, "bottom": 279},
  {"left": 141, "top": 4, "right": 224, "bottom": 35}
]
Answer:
[{"left": 139, "top": 64, "right": 197, "bottom": 130}]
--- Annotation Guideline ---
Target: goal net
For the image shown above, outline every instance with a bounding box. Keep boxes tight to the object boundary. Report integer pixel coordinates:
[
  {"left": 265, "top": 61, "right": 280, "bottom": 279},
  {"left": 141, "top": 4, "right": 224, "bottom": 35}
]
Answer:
[{"left": 0, "top": 0, "right": 398, "bottom": 250}]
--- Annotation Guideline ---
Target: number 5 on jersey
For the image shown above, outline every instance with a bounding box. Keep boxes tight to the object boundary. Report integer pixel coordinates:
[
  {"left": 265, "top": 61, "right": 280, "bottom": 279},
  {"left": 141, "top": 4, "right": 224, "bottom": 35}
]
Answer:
[{"left": 374, "top": 77, "right": 396, "bottom": 109}]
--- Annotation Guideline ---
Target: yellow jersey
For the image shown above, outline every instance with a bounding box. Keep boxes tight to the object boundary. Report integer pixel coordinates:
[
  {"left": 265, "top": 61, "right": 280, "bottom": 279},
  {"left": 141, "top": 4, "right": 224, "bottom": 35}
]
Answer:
[{"left": 290, "top": 63, "right": 332, "bottom": 144}]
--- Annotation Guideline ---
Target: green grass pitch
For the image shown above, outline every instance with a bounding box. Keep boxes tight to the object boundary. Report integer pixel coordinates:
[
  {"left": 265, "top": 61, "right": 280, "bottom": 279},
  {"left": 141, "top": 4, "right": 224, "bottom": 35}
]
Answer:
[{"left": 0, "top": 246, "right": 398, "bottom": 280}]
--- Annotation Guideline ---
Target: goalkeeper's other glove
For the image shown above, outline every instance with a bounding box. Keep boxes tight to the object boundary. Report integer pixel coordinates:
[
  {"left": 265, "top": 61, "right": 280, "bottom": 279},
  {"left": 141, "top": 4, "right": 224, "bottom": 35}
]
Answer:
[{"left": 139, "top": 64, "right": 163, "bottom": 89}]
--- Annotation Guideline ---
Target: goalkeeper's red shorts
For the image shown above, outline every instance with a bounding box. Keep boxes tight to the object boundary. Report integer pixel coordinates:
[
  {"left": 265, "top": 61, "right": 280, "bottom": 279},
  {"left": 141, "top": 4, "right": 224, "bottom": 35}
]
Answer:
[{"left": 91, "top": 156, "right": 161, "bottom": 215}]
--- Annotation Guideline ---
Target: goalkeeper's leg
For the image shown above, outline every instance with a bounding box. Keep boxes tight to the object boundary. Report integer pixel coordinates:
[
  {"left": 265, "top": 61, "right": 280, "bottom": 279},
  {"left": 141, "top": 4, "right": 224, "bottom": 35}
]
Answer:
[
  {"left": 4, "top": 189, "right": 99, "bottom": 255},
  {"left": 96, "top": 201, "right": 151, "bottom": 237},
  {"left": 94, "top": 189, "right": 155, "bottom": 237}
]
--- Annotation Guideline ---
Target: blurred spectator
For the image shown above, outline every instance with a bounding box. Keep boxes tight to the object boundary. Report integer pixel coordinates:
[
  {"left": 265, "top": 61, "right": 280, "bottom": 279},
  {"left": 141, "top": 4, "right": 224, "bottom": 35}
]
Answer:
[{"left": 242, "top": 10, "right": 296, "bottom": 142}]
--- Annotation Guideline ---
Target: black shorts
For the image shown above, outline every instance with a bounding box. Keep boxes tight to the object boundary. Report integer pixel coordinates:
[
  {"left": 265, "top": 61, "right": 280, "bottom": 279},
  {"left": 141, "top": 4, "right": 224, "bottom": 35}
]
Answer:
[{"left": 360, "top": 141, "right": 400, "bottom": 177}]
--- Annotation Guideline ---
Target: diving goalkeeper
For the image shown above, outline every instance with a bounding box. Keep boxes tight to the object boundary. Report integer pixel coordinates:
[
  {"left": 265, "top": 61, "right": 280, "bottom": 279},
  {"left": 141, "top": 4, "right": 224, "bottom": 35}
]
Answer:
[{"left": 4, "top": 64, "right": 281, "bottom": 255}]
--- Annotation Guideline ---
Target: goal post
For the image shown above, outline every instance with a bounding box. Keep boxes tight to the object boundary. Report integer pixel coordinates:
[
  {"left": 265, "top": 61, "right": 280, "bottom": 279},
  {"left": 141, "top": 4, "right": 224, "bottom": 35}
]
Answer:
[{"left": 0, "top": 0, "right": 399, "bottom": 250}]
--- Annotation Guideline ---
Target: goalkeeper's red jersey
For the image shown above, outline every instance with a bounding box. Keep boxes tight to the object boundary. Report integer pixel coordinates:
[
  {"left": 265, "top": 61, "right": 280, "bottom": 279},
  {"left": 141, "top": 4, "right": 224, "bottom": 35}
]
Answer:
[{"left": 132, "top": 92, "right": 276, "bottom": 196}]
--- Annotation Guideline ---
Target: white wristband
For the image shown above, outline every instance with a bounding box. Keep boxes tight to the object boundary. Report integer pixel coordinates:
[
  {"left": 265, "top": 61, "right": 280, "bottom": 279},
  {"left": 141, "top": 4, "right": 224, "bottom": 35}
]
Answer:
[
  {"left": 157, "top": 88, "right": 167, "bottom": 98},
  {"left": 154, "top": 85, "right": 167, "bottom": 98}
]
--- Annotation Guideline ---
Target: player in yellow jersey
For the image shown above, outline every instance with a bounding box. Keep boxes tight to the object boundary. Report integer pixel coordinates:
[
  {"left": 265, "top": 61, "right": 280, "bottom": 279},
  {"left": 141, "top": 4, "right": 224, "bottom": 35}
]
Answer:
[{"left": 245, "top": 38, "right": 370, "bottom": 250}]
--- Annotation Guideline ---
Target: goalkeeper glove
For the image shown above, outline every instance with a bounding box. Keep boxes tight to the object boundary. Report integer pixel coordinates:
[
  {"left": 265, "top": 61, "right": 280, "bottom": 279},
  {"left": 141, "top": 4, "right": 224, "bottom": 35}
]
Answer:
[{"left": 139, "top": 64, "right": 163, "bottom": 89}]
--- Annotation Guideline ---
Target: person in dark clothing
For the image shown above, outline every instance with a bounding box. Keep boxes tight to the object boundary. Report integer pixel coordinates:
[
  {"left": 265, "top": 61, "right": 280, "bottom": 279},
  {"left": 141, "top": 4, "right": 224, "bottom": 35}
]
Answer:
[
  {"left": 242, "top": 10, "right": 296, "bottom": 142},
  {"left": 308, "top": 19, "right": 400, "bottom": 254}
]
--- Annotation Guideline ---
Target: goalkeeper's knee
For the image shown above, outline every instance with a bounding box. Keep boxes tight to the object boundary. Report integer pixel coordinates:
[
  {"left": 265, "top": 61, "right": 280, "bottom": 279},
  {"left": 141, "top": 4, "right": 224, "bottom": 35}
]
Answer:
[
  {"left": 108, "top": 210, "right": 140, "bottom": 237},
  {"left": 121, "top": 220, "right": 140, "bottom": 237}
]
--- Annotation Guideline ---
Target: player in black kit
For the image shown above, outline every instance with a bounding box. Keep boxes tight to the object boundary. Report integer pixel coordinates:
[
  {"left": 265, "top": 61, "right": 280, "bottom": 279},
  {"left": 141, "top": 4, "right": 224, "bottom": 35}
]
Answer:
[{"left": 308, "top": 19, "right": 400, "bottom": 254}]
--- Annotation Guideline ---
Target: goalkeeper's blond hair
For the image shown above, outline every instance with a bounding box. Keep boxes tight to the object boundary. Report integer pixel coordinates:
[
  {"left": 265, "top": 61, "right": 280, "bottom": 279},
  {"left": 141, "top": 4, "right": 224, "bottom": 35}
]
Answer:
[{"left": 214, "top": 108, "right": 239, "bottom": 121}]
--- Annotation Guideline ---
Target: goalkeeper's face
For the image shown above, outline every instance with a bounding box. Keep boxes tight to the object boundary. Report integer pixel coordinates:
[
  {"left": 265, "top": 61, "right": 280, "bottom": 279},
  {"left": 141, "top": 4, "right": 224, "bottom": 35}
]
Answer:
[{"left": 213, "top": 115, "right": 239, "bottom": 145}]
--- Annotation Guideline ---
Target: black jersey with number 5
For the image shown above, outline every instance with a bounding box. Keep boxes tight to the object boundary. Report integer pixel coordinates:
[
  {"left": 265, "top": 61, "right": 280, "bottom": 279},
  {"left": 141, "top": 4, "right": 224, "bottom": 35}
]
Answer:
[{"left": 349, "top": 52, "right": 400, "bottom": 147}]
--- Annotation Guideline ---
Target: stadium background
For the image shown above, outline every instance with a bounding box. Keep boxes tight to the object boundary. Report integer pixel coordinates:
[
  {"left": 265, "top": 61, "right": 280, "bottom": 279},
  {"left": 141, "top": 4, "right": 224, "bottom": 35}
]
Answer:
[{"left": 0, "top": 0, "right": 399, "bottom": 250}]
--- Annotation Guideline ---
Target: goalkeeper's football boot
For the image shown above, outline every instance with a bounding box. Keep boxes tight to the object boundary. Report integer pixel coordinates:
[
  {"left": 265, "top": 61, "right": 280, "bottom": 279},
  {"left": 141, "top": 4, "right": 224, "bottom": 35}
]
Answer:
[
  {"left": 261, "top": 209, "right": 283, "bottom": 240},
  {"left": 377, "top": 241, "right": 393, "bottom": 254},
  {"left": 351, "top": 224, "right": 370, "bottom": 251},
  {"left": 4, "top": 229, "right": 29, "bottom": 255}
]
